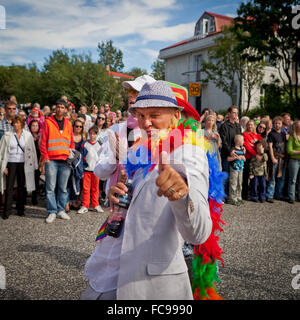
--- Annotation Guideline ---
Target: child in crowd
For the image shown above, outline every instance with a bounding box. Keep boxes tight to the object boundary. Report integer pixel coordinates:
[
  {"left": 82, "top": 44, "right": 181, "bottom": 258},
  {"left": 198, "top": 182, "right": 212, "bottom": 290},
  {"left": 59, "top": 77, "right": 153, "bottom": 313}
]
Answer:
[
  {"left": 77, "top": 126, "right": 104, "bottom": 214},
  {"left": 227, "top": 134, "right": 246, "bottom": 206},
  {"left": 249, "top": 140, "right": 268, "bottom": 203}
]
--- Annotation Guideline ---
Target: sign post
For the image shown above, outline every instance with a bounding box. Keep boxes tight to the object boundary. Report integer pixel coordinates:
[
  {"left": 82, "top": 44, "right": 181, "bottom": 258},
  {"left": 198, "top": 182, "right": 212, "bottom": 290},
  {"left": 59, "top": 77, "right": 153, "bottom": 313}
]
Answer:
[{"left": 189, "top": 83, "right": 201, "bottom": 97}]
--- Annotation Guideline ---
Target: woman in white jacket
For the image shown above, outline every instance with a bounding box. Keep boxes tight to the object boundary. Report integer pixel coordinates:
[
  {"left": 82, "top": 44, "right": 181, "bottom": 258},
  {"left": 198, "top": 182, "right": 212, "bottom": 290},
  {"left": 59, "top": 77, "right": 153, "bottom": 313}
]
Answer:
[{"left": 0, "top": 115, "right": 38, "bottom": 219}]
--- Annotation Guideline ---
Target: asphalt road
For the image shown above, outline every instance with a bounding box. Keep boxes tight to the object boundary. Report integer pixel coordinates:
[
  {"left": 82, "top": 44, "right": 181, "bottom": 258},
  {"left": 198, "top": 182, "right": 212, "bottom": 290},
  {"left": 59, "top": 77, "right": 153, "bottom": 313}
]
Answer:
[{"left": 0, "top": 197, "right": 299, "bottom": 300}]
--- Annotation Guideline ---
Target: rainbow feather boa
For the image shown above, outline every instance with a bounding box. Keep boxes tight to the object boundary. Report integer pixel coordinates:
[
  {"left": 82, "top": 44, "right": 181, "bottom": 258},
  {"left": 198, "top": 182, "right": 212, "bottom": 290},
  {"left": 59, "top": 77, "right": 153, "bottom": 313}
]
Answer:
[{"left": 123, "top": 118, "right": 227, "bottom": 300}]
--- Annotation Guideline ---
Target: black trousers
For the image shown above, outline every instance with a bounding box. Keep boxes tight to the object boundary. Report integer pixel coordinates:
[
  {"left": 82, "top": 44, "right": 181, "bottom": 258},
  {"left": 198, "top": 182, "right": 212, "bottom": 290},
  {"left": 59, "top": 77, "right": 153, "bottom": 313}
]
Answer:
[
  {"left": 4, "top": 162, "right": 26, "bottom": 216},
  {"left": 242, "top": 159, "right": 250, "bottom": 200},
  {"left": 31, "top": 169, "right": 40, "bottom": 204}
]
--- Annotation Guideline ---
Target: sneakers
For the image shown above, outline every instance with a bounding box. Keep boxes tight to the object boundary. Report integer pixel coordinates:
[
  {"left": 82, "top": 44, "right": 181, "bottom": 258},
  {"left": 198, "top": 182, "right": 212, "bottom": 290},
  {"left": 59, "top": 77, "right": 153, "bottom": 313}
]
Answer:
[
  {"left": 94, "top": 205, "right": 104, "bottom": 213},
  {"left": 46, "top": 211, "right": 71, "bottom": 223},
  {"left": 266, "top": 198, "right": 274, "bottom": 203},
  {"left": 227, "top": 199, "right": 241, "bottom": 206},
  {"left": 46, "top": 213, "right": 56, "bottom": 224},
  {"left": 57, "top": 210, "right": 71, "bottom": 220},
  {"left": 77, "top": 206, "right": 88, "bottom": 214}
]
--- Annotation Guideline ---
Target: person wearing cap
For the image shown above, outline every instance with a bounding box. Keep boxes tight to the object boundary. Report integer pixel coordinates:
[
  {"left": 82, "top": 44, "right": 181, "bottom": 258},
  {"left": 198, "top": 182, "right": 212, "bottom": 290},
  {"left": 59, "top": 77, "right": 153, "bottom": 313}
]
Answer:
[
  {"left": 94, "top": 75, "right": 156, "bottom": 203},
  {"left": 61, "top": 95, "right": 76, "bottom": 114},
  {"left": 82, "top": 81, "right": 211, "bottom": 300},
  {"left": 40, "top": 99, "right": 74, "bottom": 224},
  {"left": 27, "top": 106, "right": 45, "bottom": 134}
]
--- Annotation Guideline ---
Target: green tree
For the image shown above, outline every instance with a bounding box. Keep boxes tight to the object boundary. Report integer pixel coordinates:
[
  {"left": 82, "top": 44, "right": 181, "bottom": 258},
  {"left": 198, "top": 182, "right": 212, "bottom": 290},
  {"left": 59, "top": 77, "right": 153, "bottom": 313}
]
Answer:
[
  {"left": 0, "top": 47, "right": 127, "bottom": 110},
  {"left": 242, "top": 49, "right": 266, "bottom": 115},
  {"left": 0, "top": 64, "right": 43, "bottom": 104},
  {"left": 127, "top": 67, "right": 148, "bottom": 78},
  {"left": 233, "top": 0, "right": 300, "bottom": 115},
  {"left": 42, "top": 49, "right": 74, "bottom": 105},
  {"left": 151, "top": 59, "right": 165, "bottom": 80},
  {"left": 200, "top": 27, "right": 265, "bottom": 115},
  {"left": 97, "top": 40, "right": 124, "bottom": 73}
]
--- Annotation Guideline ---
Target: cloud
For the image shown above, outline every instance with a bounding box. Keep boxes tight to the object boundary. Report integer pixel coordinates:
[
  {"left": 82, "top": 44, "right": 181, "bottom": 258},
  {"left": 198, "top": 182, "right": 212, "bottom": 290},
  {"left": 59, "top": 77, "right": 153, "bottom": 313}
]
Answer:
[
  {"left": 0, "top": 0, "right": 195, "bottom": 71},
  {"left": 141, "top": 48, "right": 159, "bottom": 59},
  {"left": 1, "top": 0, "right": 186, "bottom": 51},
  {"left": 142, "top": 22, "right": 194, "bottom": 42},
  {"left": 224, "top": 13, "right": 237, "bottom": 18}
]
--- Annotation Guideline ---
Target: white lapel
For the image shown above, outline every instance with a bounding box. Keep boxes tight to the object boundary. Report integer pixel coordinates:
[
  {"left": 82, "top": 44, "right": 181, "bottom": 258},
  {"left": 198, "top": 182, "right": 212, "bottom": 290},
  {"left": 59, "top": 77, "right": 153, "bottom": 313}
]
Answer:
[{"left": 129, "top": 165, "right": 158, "bottom": 207}]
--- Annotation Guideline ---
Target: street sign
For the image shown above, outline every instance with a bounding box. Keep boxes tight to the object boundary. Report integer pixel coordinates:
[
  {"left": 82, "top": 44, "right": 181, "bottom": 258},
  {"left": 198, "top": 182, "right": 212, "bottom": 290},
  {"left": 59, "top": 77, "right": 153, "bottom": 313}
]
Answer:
[{"left": 189, "top": 83, "right": 201, "bottom": 96}]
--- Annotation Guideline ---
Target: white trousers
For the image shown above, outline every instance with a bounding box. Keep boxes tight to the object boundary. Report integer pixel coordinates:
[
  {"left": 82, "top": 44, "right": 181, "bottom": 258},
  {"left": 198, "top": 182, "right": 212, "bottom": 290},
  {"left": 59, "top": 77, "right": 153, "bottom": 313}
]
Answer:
[{"left": 81, "top": 284, "right": 117, "bottom": 300}]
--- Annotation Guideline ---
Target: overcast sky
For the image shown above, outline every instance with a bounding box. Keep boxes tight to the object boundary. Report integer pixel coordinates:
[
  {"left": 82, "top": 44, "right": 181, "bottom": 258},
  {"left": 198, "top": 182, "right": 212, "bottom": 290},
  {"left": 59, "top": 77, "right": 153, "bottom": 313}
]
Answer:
[{"left": 0, "top": 0, "right": 241, "bottom": 73}]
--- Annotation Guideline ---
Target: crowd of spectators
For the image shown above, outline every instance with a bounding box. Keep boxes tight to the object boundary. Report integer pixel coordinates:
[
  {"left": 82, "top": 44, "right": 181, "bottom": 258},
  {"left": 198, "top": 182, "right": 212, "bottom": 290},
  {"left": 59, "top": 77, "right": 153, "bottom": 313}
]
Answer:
[
  {"left": 0, "top": 95, "right": 129, "bottom": 220},
  {"left": 200, "top": 106, "right": 299, "bottom": 205},
  {"left": 0, "top": 94, "right": 299, "bottom": 223}
]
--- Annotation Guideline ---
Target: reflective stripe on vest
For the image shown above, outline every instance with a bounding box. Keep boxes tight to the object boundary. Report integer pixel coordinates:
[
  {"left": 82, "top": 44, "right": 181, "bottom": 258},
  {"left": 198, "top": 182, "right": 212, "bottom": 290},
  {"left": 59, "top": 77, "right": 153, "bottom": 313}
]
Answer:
[
  {"left": 46, "top": 118, "right": 72, "bottom": 157},
  {"left": 47, "top": 146, "right": 71, "bottom": 151},
  {"left": 48, "top": 139, "right": 71, "bottom": 144}
]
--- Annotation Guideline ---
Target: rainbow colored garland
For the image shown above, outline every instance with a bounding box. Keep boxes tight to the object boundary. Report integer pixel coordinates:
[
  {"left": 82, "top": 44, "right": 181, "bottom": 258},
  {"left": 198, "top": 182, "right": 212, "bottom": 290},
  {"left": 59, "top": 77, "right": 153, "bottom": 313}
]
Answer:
[{"left": 96, "top": 118, "right": 227, "bottom": 300}]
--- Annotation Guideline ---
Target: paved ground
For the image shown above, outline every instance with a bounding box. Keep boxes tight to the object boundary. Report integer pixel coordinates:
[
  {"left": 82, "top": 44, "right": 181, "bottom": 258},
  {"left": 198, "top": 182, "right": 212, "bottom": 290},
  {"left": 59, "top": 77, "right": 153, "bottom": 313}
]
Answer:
[{"left": 0, "top": 197, "right": 299, "bottom": 300}]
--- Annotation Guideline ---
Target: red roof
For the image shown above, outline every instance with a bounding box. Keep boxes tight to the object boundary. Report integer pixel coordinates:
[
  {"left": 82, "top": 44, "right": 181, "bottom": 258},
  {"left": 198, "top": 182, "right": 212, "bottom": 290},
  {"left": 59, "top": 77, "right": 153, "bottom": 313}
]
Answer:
[
  {"left": 160, "top": 11, "right": 233, "bottom": 52},
  {"left": 204, "top": 11, "right": 233, "bottom": 32},
  {"left": 108, "top": 71, "right": 134, "bottom": 79}
]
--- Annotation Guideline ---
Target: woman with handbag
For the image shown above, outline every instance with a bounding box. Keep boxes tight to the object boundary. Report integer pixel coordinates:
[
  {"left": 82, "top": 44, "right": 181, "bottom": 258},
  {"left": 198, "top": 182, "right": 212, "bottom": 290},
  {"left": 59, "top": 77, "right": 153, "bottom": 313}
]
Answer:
[{"left": 0, "top": 115, "right": 38, "bottom": 219}]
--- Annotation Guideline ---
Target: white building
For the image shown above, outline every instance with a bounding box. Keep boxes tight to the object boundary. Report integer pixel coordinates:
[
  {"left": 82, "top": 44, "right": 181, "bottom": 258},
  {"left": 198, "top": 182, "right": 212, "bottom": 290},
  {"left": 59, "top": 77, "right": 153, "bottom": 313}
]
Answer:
[{"left": 158, "top": 11, "right": 294, "bottom": 114}]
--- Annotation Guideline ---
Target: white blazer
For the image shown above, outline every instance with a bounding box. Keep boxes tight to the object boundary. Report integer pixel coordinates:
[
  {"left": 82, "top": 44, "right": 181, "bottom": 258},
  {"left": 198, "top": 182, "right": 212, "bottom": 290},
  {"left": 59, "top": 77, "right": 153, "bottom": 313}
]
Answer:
[
  {"left": 0, "top": 130, "right": 38, "bottom": 193},
  {"left": 86, "top": 143, "right": 212, "bottom": 300}
]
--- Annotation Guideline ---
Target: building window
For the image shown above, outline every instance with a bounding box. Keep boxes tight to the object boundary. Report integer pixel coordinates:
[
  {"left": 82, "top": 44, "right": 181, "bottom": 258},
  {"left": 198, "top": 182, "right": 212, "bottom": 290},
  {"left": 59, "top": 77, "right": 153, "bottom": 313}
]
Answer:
[
  {"left": 195, "top": 55, "right": 203, "bottom": 81},
  {"left": 194, "top": 15, "right": 215, "bottom": 37},
  {"left": 203, "top": 19, "right": 209, "bottom": 35}
]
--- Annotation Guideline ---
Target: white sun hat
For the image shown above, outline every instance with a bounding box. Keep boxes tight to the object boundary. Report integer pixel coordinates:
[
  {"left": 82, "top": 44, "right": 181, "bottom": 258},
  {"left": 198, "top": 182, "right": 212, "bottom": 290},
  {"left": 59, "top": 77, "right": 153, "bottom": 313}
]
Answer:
[{"left": 122, "top": 74, "right": 156, "bottom": 92}]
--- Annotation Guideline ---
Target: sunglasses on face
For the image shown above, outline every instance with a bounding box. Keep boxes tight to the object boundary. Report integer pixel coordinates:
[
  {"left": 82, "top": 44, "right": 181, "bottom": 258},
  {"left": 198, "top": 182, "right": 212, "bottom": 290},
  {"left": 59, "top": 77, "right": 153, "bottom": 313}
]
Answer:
[
  {"left": 75, "top": 125, "right": 83, "bottom": 128},
  {"left": 258, "top": 125, "right": 266, "bottom": 129},
  {"left": 98, "top": 117, "right": 105, "bottom": 120},
  {"left": 8, "top": 108, "right": 16, "bottom": 110}
]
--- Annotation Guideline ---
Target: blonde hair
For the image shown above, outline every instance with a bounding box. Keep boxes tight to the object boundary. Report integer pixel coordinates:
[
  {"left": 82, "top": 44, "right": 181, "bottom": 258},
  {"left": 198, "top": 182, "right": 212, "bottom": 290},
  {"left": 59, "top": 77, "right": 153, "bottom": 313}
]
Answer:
[
  {"left": 291, "top": 120, "right": 300, "bottom": 142},
  {"left": 205, "top": 114, "right": 217, "bottom": 130},
  {"left": 234, "top": 134, "right": 244, "bottom": 144}
]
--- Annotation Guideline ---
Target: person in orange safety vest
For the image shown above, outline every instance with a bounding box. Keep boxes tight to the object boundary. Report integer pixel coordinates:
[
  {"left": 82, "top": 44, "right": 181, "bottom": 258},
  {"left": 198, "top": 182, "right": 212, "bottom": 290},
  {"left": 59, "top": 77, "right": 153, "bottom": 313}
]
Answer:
[{"left": 40, "top": 99, "right": 74, "bottom": 224}]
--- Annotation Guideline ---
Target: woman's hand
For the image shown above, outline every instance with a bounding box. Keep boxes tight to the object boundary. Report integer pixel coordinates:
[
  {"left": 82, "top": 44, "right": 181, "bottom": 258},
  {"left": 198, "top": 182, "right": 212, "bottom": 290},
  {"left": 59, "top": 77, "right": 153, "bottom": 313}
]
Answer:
[{"left": 3, "top": 168, "right": 8, "bottom": 176}]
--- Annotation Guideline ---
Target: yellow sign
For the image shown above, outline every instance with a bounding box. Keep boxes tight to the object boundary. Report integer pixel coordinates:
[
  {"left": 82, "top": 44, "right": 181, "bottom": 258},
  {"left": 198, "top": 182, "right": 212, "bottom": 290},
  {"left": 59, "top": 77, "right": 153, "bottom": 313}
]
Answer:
[{"left": 189, "top": 83, "right": 201, "bottom": 96}]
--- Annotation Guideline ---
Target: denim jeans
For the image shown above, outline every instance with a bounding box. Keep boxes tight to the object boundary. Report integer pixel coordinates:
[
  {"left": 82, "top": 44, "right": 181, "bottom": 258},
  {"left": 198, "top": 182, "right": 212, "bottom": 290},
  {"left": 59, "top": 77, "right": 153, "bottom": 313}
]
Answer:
[
  {"left": 45, "top": 160, "right": 71, "bottom": 214},
  {"left": 266, "top": 159, "right": 285, "bottom": 199},
  {"left": 288, "top": 159, "right": 300, "bottom": 201},
  {"left": 250, "top": 175, "right": 266, "bottom": 201}
]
